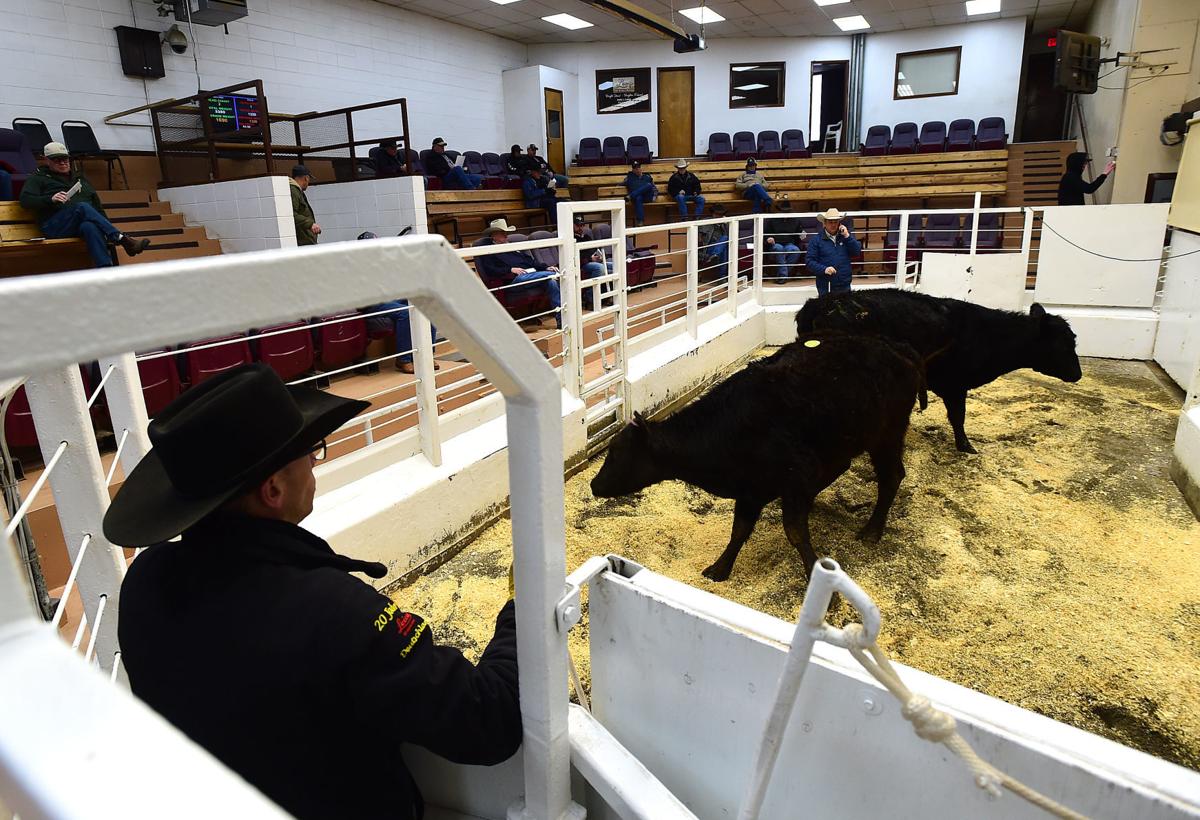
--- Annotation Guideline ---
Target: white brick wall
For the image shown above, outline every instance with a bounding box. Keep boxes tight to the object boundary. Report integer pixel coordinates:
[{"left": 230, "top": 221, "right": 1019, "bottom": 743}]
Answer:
[
  {"left": 160, "top": 175, "right": 297, "bottom": 253},
  {"left": 304, "top": 176, "right": 428, "bottom": 245},
  {"left": 0, "top": 0, "right": 526, "bottom": 152}
]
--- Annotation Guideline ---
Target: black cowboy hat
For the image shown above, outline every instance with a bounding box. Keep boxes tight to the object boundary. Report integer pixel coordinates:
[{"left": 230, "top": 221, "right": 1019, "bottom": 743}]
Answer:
[{"left": 103, "top": 364, "right": 368, "bottom": 547}]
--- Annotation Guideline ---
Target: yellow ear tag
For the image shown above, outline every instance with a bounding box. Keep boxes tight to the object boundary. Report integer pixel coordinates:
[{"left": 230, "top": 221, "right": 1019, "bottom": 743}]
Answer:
[{"left": 804, "top": 339, "right": 821, "bottom": 348}]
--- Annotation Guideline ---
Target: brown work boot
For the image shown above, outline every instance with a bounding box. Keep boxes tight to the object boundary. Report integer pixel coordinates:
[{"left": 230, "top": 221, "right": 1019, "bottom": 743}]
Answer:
[{"left": 119, "top": 234, "right": 151, "bottom": 256}]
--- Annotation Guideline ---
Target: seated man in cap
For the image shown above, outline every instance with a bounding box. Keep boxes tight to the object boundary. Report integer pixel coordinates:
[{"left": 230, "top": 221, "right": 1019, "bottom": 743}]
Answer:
[
  {"left": 505, "top": 144, "right": 532, "bottom": 178},
  {"left": 698, "top": 203, "right": 730, "bottom": 274},
  {"left": 622, "top": 160, "right": 657, "bottom": 227},
  {"left": 107, "top": 364, "right": 521, "bottom": 820},
  {"left": 667, "top": 159, "right": 704, "bottom": 220},
  {"left": 525, "top": 143, "right": 568, "bottom": 188},
  {"left": 425, "top": 137, "right": 482, "bottom": 190},
  {"left": 368, "top": 139, "right": 406, "bottom": 178},
  {"left": 733, "top": 158, "right": 773, "bottom": 213},
  {"left": 764, "top": 197, "right": 802, "bottom": 282},
  {"left": 573, "top": 215, "right": 609, "bottom": 310},
  {"left": 289, "top": 164, "right": 321, "bottom": 246},
  {"left": 475, "top": 217, "right": 562, "bottom": 327},
  {"left": 805, "top": 207, "right": 861, "bottom": 295},
  {"left": 521, "top": 166, "right": 559, "bottom": 214},
  {"left": 19, "top": 141, "right": 150, "bottom": 267}
]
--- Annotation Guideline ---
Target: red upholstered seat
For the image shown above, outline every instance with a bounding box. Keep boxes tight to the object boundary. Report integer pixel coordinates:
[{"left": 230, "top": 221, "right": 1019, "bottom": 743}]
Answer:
[
  {"left": 314, "top": 315, "right": 368, "bottom": 370},
  {"left": 183, "top": 335, "right": 253, "bottom": 385},
  {"left": 254, "top": 322, "right": 315, "bottom": 382},
  {"left": 707, "top": 132, "right": 734, "bottom": 161},
  {"left": 136, "top": 351, "right": 182, "bottom": 418}
]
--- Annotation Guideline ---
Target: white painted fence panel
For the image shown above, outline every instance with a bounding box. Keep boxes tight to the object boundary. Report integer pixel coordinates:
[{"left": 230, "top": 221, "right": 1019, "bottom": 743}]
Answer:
[
  {"left": 919, "top": 252, "right": 1027, "bottom": 311},
  {"left": 1154, "top": 229, "right": 1200, "bottom": 388}
]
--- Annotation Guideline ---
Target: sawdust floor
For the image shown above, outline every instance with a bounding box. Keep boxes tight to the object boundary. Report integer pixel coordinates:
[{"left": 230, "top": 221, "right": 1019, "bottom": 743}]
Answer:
[{"left": 395, "top": 356, "right": 1200, "bottom": 771}]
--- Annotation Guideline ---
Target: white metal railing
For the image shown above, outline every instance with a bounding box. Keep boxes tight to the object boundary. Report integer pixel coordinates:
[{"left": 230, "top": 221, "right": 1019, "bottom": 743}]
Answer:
[{"left": 0, "top": 194, "right": 1054, "bottom": 820}]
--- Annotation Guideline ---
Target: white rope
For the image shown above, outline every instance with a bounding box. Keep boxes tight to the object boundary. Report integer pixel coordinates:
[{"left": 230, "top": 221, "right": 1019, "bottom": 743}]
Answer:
[{"left": 842, "top": 623, "right": 1088, "bottom": 820}]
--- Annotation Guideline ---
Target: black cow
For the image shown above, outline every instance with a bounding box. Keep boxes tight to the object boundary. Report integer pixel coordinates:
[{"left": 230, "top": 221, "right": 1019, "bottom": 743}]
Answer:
[
  {"left": 796, "top": 289, "right": 1082, "bottom": 454},
  {"left": 590, "top": 332, "right": 926, "bottom": 582}
]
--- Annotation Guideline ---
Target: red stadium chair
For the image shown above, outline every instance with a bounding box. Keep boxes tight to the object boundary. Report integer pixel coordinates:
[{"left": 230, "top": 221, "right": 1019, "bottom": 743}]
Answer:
[
  {"left": 136, "top": 351, "right": 182, "bottom": 418},
  {"left": 254, "top": 322, "right": 315, "bottom": 382},
  {"left": 707, "top": 132, "right": 734, "bottom": 161},
  {"left": 183, "top": 335, "right": 253, "bottom": 385},
  {"left": 314, "top": 314, "right": 368, "bottom": 370}
]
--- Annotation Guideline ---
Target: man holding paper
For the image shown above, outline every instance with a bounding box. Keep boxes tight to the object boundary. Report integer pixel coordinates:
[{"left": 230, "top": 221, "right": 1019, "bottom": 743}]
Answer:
[{"left": 19, "top": 142, "right": 149, "bottom": 268}]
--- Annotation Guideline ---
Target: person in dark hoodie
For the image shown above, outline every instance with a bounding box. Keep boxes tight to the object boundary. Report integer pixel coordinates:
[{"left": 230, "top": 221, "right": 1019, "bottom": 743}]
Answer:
[
  {"left": 106, "top": 364, "right": 521, "bottom": 820},
  {"left": 19, "top": 141, "right": 149, "bottom": 267},
  {"left": 1057, "top": 151, "right": 1116, "bottom": 205}
]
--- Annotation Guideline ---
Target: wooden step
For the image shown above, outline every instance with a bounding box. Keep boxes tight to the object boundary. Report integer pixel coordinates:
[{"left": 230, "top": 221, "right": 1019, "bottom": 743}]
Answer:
[
  {"left": 116, "top": 239, "right": 222, "bottom": 264},
  {"left": 109, "top": 213, "right": 186, "bottom": 232},
  {"left": 108, "top": 201, "right": 173, "bottom": 218},
  {"left": 98, "top": 189, "right": 153, "bottom": 206},
  {"left": 124, "top": 226, "right": 210, "bottom": 243}
]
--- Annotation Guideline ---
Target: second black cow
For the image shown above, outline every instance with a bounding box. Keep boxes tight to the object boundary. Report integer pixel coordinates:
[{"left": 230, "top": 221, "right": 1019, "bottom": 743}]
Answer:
[
  {"left": 590, "top": 332, "right": 926, "bottom": 582},
  {"left": 796, "top": 289, "right": 1082, "bottom": 454}
]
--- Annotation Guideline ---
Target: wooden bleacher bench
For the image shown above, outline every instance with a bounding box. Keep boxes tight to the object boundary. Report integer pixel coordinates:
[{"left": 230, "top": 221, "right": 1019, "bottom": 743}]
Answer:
[
  {"left": 425, "top": 188, "right": 572, "bottom": 245},
  {"left": 0, "top": 201, "right": 97, "bottom": 277},
  {"left": 570, "top": 149, "right": 1009, "bottom": 213}
]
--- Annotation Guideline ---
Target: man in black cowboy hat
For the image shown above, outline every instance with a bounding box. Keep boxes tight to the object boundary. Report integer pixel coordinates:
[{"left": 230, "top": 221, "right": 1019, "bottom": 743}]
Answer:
[{"left": 106, "top": 365, "right": 521, "bottom": 820}]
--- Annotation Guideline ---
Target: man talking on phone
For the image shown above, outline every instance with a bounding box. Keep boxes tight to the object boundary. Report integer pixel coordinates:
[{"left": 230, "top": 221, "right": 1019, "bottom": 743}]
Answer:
[{"left": 805, "top": 207, "right": 861, "bottom": 296}]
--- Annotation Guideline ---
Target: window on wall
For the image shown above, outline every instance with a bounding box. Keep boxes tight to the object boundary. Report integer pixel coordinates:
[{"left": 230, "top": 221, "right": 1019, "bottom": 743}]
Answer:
[
  {"left": 729, "top": 62, "right": 786, "bottom": 108},
  {"left": 894, "top": 47, "right": 962, "bottom": 100}
]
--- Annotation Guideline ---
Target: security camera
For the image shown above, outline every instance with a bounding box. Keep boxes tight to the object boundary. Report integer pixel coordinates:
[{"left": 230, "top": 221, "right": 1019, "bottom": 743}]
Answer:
[{"left": 164, "top": 24, "right": 188, "bottom": 54}]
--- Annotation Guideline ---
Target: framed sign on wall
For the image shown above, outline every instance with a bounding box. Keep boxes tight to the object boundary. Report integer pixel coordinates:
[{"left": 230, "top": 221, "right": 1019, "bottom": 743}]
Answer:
[{"left": 596, "top": 68, "right": 652, "bottom": 114}]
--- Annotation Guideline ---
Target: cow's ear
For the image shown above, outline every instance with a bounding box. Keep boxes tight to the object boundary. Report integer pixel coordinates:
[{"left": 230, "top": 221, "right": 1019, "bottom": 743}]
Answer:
[
  {"left": 1030, "top": 303, "right": 1046, "bottom": 320},
  {"left": 631, "top": 411, "right": 646, "bottom": 427}
]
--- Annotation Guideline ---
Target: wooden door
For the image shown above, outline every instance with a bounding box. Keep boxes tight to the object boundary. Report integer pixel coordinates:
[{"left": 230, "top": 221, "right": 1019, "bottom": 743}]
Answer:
[
  {"left": 544, "top": 88, "right": 566, "bottom": 174},
  {"left": 657, "top": 68, "right": 694, "bottom": 159}
]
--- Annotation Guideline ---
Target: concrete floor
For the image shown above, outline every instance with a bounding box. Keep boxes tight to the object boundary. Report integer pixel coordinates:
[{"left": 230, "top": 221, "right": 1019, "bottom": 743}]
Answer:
[{"left": 398, "top": 357, "right": 1200, "bottom": 771}]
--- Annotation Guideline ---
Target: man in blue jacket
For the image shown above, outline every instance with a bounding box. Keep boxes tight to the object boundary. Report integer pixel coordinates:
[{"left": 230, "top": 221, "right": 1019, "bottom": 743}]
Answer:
[
  {"left": 475, "top": 218, "right": 561, "bottom": 327},
  {"left": 805, "top": 207, "right": 860, "bottom": 295},
  {"left": 521, "top": 167, "right": 559, "bottom": 214}
]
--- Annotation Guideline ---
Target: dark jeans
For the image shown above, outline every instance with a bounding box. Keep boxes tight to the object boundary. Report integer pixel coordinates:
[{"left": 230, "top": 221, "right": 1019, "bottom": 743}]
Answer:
[
  {"left": 41, "top": 203, "right": 119, "bottom": 268},
  {"left": 675, "top": 194, "right": 705, "bottom": 219},
  {"left": 527, "top": 192, "right": 558, "bottom": 212},
  {"left": 741, "top": 184, "right": 773, "bottom": 213},
  {"left": 443, "top": 167, "right": 482, "bottom": 190},
  {"left": 814, "top": 274, "right": 851, "bottom": 296},
  {"left": 626, "top": 181, "right": 657, "bottom": 223},
  {"left": 0, "top": 169, "right": 12, "bottom": 200},
  {"left": 512, "top": 270, "right": 561, "bottom": 327}
]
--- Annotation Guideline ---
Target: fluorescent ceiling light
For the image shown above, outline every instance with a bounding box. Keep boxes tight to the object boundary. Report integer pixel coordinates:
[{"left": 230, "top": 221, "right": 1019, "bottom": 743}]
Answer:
[
  {"left": 832, "top": 14, "right": 869, "bottom": 30},
  {"left": 679, "top": 6, "right": 725, "bottom": 23},
  {"left": 965, "top": 0, "right": 1000, "bottom": 13},
  {"left": 735, "top": 83, "right": 769, "bottom": 91},
  {"left": 488, "top": 0, "right": 520, "bottom": 5},
  {"left": 814, "top": 0, "right": 851, "bottom": 6},
  {"left": 542, "top": 12, "right": 593, "bottom": 28}
]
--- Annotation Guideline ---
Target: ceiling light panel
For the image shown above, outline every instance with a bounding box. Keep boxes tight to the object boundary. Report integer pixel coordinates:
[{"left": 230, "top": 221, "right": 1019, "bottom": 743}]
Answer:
[
  {"left": 679, "top": 6, "right": 726, "bottom": 23},
  {"left": 813, "top": 0, "right": 851, "bottom": 6},
  {"left": 832, "top": 14, "right": 869, "bottom": 30},
  {"left": 542, "top": 12, "right": 594, "bottom": 28},
  {"left": 965, "top": 0, "right": 1000, "bottom": 13}
]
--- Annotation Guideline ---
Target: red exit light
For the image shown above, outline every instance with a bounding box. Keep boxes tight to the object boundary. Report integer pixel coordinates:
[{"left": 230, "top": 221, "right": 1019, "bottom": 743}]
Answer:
[{"left": 1047, "top": 35, "right": 1057, "bottom": 47}]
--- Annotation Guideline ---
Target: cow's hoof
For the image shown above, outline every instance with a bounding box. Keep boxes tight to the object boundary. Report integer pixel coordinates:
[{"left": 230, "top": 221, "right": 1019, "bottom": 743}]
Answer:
[
  {"left": 956, "top": 440, "right": 978, "bottom": 454},
  {"left": 856, "top": 525, "right": 882, "bottom": 543},
  {"left": 701, "top": 563, "right": 731, "bottom": 582}
]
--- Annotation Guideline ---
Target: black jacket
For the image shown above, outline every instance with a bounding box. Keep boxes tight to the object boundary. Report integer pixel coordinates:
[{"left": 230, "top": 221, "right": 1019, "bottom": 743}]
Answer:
[
  {"left": 767, "top": 215, "right": 804, "bottom": 246},
  {"left": 425, "top": 150, "right": 454, "bottom": 178},
  {"left": 475, "top": 237, "right": 550, "bottom": 284},
  {"left": 1057, "top": 171, "right": 1107, "bottom": 206},
  {"left": 667, "top": 171, "right": 702, "bottom": 197},
  {"left": 505, "top": 153, "right": 533, "bottom": 176},
  {"left": 118, "top": 514, "right": 521, "bottom": 820}
]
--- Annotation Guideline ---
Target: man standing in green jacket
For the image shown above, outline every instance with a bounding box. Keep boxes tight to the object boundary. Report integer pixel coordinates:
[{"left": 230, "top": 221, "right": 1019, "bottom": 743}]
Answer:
[
  {"left": 19, "top": 142, "right": 150, "bottom": 268},
  {"left": 289, "top": 164, "right": 321, "bottom": 246}
]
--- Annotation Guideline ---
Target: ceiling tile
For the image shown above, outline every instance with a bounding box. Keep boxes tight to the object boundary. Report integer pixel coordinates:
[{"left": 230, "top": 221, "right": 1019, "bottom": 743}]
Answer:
[{"left": 898, "top": 7, "right": 935, "bottom": 24}]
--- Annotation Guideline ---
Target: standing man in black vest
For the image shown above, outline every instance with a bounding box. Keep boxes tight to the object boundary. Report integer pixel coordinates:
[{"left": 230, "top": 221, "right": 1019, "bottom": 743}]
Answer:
[{"left": 106, "top": 365, "right": 521, "bottom": 820}]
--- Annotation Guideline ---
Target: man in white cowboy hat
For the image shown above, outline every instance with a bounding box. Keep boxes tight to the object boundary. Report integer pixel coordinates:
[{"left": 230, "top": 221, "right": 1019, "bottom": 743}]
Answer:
[
  {"left": 667, "top": 158, "right": 705, "bottom": 219},
  {"left": 106, "top": 364, "right": 521, "bottom": 820},
  {"left": 474, "top": 217, "right": 562, "bottom": 327},
  {"left": 805, "top": 207, "right": 861, "bottom": 295}
]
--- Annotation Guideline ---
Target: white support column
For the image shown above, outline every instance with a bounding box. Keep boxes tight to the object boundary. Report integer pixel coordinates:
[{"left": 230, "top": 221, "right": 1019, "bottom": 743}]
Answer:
[
  {"left": 611, "top": 208, "right": 630, "bottom": 403},
  {"left": 557, "top": 202, "right": 584, "bottom": 400},
  {"left": 894, "top": 213, "right": 910, "bottom": 286},
  {"left": 98, "top": 353, "right": 151, "bottom": 480},
  {"left": 411, "top": 309, "right": 442, "bottom": 467},
  {"left": 752, "top": 216, "right": 765, "bottom": 303},
  {"left": 726, "top": 217, "right": 739, "bottom": 316},
  {"left": 24, "top": 367, "right": 126, "bottom": 679},
  {"left": 1020, "top": 207, "right": 1036, "bottom": 277},
  {"left": 685, "top": 223, "right": 699, "bottom": 339},
  {"left": 968, "top": 192, "right": 981, "bottom": 256}
]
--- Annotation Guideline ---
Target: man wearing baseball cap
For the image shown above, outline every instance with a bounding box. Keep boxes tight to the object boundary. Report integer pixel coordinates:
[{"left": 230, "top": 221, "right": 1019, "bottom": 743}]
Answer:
[
  {"left": 289, "top": 164, "right": 321, "bottom": 245},
  {"left": 733, "top": 158, "right": 773, "bottom": 213},
  {"left": 424, "top": 137, "right": 481, "bottom": 190},
  {"left": 525, "top": 143, "right": 568, "bottom": 188},
  {"left": 19, "top": 141, "right": 150, "bottom": 267},
  {"left": 622, "top": 159, "right": 657, "bottom": 227},
  {"left": 107, "top": 364, "right": 521, "bottom": 820}
]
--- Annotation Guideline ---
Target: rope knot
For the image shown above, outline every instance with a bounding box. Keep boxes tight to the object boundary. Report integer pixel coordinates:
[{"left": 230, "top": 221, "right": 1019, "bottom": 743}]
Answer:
[{"left": 902, "top": 695, "right": 956, "bottom": 743}]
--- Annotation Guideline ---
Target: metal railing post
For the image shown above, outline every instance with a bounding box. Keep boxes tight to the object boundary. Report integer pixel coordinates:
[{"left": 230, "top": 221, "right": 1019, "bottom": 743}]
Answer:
[
  {"left": 1021, "top": 207, "right": 1036, "bottom": 279},
  {"left": 894, "top": 213, "right": 910, "bottom": 286},
  {"left": 968, "top": 192, "right": 981, "bottom": 257},
  {"left": 752, "top": 216, "right": 765, "bottom": 303},
  {"left": 685, "top": 223, "right": 699, "bottom": 339},
  {"left": 99, "top": 353, "right": 152, "bottom": 480},
  {"left": 411, "top": 308, "right": 442, "bottom": 467},
  {"left": 726, "top": 216, "right": 739, "bottom": 316},
  {"left": 611, "top": 207, "right": 630, "bottom": 405},
  {"left": 557, "top": 202, "right": 584, "bottom": 400},
  {"left": 24, "top": 367, "right": 127, "bottom": 680}
]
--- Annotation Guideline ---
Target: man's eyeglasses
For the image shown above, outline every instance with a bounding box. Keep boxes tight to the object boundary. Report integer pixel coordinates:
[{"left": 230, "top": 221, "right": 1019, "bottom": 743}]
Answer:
[{"left": 308, "top": 439, "right": 328, "bottom": 462}]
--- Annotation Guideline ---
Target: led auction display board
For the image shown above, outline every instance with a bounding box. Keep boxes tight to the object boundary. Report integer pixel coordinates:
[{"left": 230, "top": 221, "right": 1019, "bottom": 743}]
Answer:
[{"left": 207, "top": 94, "right": 263, "bottom": 134}]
